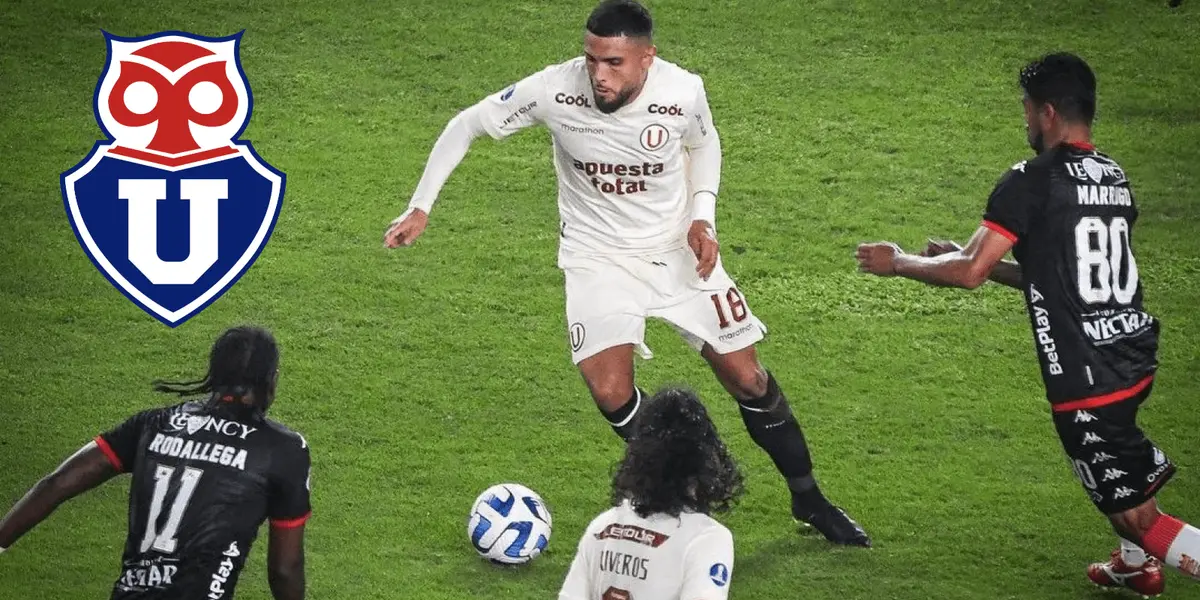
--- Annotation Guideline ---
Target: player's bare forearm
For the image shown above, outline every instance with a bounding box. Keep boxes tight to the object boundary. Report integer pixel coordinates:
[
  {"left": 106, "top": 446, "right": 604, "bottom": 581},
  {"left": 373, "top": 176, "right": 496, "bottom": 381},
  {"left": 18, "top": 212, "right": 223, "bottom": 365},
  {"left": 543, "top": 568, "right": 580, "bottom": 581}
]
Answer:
[
  {"left": 988, "top": 260, "right": 1023, "bottom": 289},
  {"left": 893, "top": 252, "right": 989, "bottom": 289},
  {"left": 268, "top": 525, "right": 306, "bottom": 600},
  {"left": 0, "top": 443, "right": 117, "bottom": 548}
]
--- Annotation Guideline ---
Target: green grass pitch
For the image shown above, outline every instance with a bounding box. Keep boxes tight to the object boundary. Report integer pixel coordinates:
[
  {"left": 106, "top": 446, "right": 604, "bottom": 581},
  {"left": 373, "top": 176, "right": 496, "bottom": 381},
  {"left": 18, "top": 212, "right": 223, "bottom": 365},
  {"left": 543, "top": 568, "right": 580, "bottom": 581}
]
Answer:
[{"left": 2, "top": 0, "right": 1199, "bottom": 598}]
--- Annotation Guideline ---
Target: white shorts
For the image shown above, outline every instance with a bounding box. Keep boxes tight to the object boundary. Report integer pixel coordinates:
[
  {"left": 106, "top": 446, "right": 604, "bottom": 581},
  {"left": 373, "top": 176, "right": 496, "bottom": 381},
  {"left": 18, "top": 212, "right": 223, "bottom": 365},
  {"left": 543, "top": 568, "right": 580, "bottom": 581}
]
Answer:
[{"left": 561, "top": 246, "right": 767, "bottom": 364}]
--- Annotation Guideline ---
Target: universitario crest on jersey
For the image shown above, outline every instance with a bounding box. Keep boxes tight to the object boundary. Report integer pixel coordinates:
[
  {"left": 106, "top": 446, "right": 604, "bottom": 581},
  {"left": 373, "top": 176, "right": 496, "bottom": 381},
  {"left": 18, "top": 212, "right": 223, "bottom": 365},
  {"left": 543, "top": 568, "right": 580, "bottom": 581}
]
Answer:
[{"left": 61, "top": 31, "right": 284, "bottom": 327}]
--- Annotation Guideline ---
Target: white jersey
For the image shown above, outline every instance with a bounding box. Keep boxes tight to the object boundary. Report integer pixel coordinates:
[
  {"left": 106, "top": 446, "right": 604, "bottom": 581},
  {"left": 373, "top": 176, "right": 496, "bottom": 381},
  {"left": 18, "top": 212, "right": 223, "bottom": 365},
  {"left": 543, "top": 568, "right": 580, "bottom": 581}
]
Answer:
[
  {"left": 558, "top": 501, "right": 734, "bottom": 600},
  {"left": 473, "top": 56, "right": 720, "bottom": 260}
]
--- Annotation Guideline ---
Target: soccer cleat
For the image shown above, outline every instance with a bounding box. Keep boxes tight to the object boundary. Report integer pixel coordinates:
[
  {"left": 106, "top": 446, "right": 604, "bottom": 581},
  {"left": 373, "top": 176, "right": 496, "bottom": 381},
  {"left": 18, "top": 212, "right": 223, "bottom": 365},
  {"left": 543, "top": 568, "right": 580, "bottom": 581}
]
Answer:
[
  {"left": 792, "top": 496, "right": 871, "bottom": 547},
  {"left": 1087, "top": 549, "right": 1164, "bottom": 598}
]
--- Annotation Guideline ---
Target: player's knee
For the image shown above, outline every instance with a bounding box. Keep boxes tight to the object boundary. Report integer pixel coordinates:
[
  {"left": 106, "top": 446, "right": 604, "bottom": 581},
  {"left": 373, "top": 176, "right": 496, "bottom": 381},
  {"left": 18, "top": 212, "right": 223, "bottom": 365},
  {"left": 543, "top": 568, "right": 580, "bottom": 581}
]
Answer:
[
  {"left": 726, "top": 364, "right": 769, "bottom": 400},
  {"left": 586, "top": 375, "right": 635, "bottom": 413}
]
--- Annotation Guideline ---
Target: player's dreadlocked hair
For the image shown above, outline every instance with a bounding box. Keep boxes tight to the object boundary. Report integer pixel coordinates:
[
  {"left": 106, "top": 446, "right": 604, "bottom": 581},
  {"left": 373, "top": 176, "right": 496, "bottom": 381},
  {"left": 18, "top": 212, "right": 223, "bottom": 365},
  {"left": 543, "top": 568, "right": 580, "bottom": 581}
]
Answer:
[
  {"left": 586, "top": 0, "right": 653, "bottom": 40},
  {"left": 1019, "top": 52, "right": 1097, "bottom": 125},
  {"left": 611, "top": 386, "right": 744, "bottom": 518},
  {"left": 152, "top": 325, "right": 280, "bottom": 415}
]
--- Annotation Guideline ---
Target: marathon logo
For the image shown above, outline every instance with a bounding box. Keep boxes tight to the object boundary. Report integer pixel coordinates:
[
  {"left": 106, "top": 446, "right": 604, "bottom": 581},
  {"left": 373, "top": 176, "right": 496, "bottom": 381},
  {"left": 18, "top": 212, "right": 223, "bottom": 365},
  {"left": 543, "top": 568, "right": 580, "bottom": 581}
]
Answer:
[
  {"left": 572, "top": 159, "right": 664, "bottom": 195},
  {"left": 595, "top": 524, "right": 670, "bottom": 548},
  {"left": 149, "top": 433, "right": 249, "bottom": 471}
]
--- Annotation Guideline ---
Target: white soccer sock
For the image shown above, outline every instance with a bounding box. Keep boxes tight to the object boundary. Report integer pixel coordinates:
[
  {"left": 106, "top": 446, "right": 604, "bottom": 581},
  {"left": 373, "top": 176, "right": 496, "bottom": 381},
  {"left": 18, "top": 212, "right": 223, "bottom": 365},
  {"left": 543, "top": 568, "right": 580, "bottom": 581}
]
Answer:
[
  {"left": 1144, "top": 514, "right": 1200, "bottom": 579},
  {"left": 1120, "top": 537, "right": 1147, "bottom": 567}
]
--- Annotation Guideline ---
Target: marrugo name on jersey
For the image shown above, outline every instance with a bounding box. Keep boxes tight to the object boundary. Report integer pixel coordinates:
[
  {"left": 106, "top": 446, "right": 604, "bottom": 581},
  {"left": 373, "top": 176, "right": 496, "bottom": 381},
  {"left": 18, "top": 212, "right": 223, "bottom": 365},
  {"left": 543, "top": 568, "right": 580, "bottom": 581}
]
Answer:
[{"left": 147, "top": 433, "right": 249, "bottom": 471}]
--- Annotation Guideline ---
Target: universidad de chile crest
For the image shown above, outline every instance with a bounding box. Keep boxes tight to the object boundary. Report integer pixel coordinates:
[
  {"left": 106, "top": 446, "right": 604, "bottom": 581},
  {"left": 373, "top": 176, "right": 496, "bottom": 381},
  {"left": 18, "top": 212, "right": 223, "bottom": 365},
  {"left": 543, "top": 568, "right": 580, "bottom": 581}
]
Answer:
[{"left": 61, "top": 31, "right": 284, "bottom": 327}]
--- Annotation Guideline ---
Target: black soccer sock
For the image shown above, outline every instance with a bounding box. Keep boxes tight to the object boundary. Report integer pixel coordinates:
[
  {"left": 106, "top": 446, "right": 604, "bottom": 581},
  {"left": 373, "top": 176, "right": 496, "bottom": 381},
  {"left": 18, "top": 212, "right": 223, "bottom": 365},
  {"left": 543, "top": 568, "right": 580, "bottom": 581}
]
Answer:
[
  {"left": 600, "top": 387, "right": 645, "bottom": 441},
  {"left": 737, "top": 372, "right": 830, "bottom": 515}
]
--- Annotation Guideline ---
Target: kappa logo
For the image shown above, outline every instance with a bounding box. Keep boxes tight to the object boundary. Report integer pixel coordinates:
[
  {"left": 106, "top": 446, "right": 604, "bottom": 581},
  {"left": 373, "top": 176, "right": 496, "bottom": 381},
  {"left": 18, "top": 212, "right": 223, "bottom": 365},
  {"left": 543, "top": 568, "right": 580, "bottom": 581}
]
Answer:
[
  {"left": 1091, "top": 452, "right": 1117, "bottom": 464},
  {"left": 1111, "top": 486, "right": 1136, "bottom": 500},
  {"left": 61, "top": 31, "right": 284, "bottom": 327},
  {"left": 1082, "top": 432, "right": 1106, "bottom": 445},
  {"left": 1074, "top": 410, "right": 1097, "bottom": 423},
  {"left": 1102, "top": 468, "right": 1128, "bottom": 482}
]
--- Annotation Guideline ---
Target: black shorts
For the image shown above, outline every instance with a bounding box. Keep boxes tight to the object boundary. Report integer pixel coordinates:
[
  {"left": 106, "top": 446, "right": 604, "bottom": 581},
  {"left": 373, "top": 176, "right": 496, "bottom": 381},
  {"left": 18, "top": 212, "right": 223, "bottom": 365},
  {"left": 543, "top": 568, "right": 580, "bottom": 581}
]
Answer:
[{"left": 1052, "top": 381, "right": 1176, "bottom": 514}]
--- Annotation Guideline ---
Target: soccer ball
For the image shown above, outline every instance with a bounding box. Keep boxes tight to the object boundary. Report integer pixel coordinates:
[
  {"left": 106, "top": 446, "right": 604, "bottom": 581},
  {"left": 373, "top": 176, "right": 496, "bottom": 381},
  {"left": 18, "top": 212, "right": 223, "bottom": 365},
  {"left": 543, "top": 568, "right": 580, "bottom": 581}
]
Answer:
[{"left": 467, "top": 483, "right": 552, "bottom": 565}]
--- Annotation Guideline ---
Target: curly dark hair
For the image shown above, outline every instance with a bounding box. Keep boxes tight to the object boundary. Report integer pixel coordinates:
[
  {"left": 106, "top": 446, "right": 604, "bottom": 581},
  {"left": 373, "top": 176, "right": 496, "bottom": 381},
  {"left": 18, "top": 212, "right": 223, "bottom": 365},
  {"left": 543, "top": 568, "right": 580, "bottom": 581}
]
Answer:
[{"left": 611, "top": 386, "right": 745, "bottom": 518}]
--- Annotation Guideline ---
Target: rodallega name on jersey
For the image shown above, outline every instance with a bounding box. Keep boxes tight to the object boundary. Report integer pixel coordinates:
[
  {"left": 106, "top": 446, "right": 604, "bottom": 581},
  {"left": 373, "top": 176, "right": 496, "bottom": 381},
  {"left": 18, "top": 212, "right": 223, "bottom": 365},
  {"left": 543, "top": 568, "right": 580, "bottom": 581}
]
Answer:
[{"left": 148, "top": 433, "right": 249, "bottom": 470}]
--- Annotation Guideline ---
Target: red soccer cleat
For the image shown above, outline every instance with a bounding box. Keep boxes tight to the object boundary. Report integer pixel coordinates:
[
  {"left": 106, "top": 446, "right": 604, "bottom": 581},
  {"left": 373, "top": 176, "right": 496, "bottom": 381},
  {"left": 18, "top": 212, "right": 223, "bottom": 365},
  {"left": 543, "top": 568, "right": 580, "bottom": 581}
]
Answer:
[{"left": 1088, "top": 549, "right": 1165, "bottom": 598}]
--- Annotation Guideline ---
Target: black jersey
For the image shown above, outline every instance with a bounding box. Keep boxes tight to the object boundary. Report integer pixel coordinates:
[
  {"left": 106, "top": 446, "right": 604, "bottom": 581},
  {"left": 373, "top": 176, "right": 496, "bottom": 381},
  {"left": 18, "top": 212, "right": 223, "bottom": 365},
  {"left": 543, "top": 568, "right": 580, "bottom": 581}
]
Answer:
[
  {"left": 94, "top": 400, "right": 311, "bottom": 600},
  {"left": 982, "top": 141, "right": 1158, "bottom": 409}
]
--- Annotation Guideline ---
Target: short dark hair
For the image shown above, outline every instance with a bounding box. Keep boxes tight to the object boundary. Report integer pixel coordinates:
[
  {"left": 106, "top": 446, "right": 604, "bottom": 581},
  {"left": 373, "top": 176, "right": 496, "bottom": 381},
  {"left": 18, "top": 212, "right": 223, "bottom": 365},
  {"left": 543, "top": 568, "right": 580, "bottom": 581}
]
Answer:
[
  {"left": 1019, "top": 52, "right": 1097, "bottom": 125},
  {"left": 586, "top": 0, "right": 653, "bottom": 39},
  {"left": 611, "top": 386, "right": 744, "bottom": 518},
  {"left": 153, "top": 325, "right": 280, "bottom": 415}
]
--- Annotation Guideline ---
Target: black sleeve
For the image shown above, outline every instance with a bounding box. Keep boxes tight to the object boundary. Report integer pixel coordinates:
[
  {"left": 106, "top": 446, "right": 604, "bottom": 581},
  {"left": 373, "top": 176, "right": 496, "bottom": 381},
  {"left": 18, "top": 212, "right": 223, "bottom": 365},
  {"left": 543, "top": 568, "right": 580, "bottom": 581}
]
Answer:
[
  {"left": 96, "top": 409, "right": 156, "bottom": 472},
  {"left": 982, "top": 161, "right": 1041, "bottom": 243},
  {"left": 267, "top": 433, "right": 312, "bottom": 527}
]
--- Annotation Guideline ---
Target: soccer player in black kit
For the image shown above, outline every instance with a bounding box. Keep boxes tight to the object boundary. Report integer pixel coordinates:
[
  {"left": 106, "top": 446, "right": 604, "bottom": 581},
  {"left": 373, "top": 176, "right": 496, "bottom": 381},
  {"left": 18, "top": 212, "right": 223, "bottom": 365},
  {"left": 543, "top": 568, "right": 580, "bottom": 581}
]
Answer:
[
  {"left": 0, "top": 326, "right": 310, "bottom": 600},
  {"left": 856, "top": 53, "right": 1200, "bottom": 596}
]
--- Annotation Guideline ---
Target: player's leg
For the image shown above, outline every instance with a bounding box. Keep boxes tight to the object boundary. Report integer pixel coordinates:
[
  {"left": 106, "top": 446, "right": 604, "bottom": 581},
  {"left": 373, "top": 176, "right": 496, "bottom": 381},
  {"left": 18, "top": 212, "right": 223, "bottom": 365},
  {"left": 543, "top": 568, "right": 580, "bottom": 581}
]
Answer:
[
  {"left": 1108, "top": 498, "right": 1200, "bottom": 582},
  {"left": 563, "top": 255, "right": 651, "bottom": 441},
  {"left": 700, "top": 342, "right": 870, "bottom": 547},
  {"left": 1054, "top": 387, "right": 1197, "bottom": 595},
  {"left": 576, "top": 343, "right": 646, "bottom": 440},
  {"left": 648, "top": 251, "right": 869, "bottom": 546}
]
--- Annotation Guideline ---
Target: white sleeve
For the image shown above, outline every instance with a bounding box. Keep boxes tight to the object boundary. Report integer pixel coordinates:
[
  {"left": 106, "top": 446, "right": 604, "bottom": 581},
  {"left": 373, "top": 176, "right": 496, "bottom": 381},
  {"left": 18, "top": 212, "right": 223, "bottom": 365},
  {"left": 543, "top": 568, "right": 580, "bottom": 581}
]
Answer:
[
  {"left": 683, "top": 78, "right": 721, "bottom": 227},
  {"left": 557, "top": 530, "right": 593, "bottom": 600},
  {"left": 405, "top": 70, "right": 549, "bottom": 215},
  {"left": 678, "top": 526, "right": 734, "bottom": 600}
]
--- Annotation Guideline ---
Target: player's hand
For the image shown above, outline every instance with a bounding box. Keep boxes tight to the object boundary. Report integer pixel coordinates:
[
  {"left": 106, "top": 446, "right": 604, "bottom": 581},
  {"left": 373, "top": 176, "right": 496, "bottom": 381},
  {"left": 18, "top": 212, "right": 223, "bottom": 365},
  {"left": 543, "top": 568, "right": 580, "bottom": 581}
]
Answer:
[
  {"left": 383, "top": 208, "right": 429, "bottom": 248},
  {"left": 919, "top": 238, "right": 962, "bottom": 257},
  {"left": 855, "top": 242, "right": 903, "bottom": 276},
  {"left": 688, "top": 220, "right": 718, "bottom": 280}
]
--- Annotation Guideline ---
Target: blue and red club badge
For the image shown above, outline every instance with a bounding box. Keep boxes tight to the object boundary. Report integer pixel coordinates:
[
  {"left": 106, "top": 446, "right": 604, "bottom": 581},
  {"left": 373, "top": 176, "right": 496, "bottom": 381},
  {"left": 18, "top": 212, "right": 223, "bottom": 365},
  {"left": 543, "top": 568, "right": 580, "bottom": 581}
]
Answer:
[{"left": 61, "top": 31, "right": 285, "bottom": 327}]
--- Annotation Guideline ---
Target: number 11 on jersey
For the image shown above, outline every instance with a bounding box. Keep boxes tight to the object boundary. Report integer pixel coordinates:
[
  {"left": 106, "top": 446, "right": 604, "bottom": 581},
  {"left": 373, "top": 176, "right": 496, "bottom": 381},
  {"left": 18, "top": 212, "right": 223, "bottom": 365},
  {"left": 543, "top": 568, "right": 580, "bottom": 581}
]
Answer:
[{"left": 140, "top": 464, "right": 204, "bottom": 554}]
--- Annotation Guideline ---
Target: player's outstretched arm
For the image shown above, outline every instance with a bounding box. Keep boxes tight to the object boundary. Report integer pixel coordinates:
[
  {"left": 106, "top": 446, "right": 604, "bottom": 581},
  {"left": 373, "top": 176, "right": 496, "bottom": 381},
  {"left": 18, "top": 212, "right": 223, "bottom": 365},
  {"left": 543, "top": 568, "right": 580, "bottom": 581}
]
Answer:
[
  {"left": 0, "top": 441, "right": 119, "bottom": 552},
  {"left": 383, "top": 106, "right": 490, "bottom": 248},
  {"left": 384, "top": 69, "right": 550, "bottom": 249},
  {"left": 267, "top": 523, "right": 306, "bottom": 600},
  {"left": 856, "top": 225, "right": 1014, "bottom": 289},
  {"left": 921, "top": 239, "right": 1022, "bottom": 289}
]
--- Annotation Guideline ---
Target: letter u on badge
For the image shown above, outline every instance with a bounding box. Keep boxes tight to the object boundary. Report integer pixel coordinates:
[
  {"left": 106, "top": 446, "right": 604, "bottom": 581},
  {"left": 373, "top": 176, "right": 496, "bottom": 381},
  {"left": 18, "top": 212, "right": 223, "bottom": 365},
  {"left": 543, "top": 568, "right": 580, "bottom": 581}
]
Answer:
[{"left": 61, "top": 30, "right": 285, "bottom": 327}]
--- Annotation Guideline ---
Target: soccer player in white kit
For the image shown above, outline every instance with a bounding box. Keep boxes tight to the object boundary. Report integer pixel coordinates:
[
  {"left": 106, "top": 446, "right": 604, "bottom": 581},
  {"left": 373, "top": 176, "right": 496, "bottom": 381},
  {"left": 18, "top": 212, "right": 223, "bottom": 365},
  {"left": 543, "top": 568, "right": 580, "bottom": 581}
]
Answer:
[
  {"left": 384, "top": 0, "right": 869, "bottom": 546},
  {"left": 558, "top": 387, "right": 741, "bottom": 600}
]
